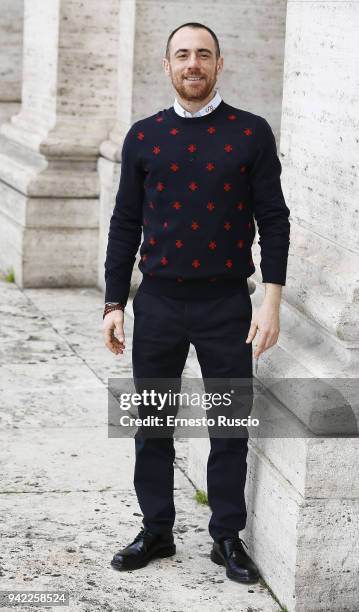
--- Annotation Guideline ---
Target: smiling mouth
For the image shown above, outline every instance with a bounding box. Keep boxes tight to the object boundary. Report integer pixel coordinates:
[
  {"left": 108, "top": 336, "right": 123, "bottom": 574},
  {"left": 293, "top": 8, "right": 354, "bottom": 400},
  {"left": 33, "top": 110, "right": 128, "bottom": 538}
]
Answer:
[{"left": 185, "top": 77, "right": 204, "bottom": 81}]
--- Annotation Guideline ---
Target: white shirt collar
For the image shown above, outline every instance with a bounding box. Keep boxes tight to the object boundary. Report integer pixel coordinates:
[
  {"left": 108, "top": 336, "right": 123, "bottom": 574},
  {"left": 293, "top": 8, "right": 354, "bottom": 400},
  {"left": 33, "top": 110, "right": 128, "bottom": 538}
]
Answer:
[{"left": 173, "top": 90, "right": 222, "bottom": 118}]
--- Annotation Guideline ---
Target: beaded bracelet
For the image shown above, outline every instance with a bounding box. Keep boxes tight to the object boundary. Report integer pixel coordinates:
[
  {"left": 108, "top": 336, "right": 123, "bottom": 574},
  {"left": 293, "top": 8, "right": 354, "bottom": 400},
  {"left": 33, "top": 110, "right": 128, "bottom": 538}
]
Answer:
[{"left": 103, "top": 303, "right": 125, "bottom": 320}]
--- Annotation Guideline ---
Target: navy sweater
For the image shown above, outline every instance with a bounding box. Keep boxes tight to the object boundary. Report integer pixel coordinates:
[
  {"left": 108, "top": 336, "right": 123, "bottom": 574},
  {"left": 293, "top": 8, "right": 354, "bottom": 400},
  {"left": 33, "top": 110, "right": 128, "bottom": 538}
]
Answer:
[{"left": 104, "top": 100, "right": 290, "bottom": 305}]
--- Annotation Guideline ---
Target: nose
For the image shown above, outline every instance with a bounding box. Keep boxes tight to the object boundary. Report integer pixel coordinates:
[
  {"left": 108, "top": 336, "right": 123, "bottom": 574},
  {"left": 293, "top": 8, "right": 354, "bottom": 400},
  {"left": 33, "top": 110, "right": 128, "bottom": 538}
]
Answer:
[{"left": 187, "top": 53, "right": 201, "bottom": 69}]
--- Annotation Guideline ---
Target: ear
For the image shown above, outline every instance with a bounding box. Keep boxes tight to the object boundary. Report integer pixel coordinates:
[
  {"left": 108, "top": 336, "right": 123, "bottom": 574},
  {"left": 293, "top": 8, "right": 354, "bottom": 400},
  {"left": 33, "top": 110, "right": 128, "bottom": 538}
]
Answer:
[
  {"left": 163, "top": 57, "right": 170, "bottom": 77},
  {"left": 216, "top": 56, "right": 224, "bottom": 76}
]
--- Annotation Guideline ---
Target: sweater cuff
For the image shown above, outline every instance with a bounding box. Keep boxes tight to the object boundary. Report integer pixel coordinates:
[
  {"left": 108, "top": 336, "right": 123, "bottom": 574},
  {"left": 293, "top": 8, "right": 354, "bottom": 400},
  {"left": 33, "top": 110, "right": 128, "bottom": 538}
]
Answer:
[
  {"left": 104, "top": 283, "right": 130, "bottom": 308},
  {"left": 261, "top": 267, "right": 288, "bottom": 286}
]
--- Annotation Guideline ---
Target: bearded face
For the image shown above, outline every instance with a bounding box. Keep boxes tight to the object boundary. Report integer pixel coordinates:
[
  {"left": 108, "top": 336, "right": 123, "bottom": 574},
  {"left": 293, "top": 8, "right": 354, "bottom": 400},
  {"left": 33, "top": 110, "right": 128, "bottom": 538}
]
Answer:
[
  {"left": 167, "top": 54, "right": 218, "bottom": 102},
  {"left": 164, "top": 27, "right": 223, "bottom": 104}
]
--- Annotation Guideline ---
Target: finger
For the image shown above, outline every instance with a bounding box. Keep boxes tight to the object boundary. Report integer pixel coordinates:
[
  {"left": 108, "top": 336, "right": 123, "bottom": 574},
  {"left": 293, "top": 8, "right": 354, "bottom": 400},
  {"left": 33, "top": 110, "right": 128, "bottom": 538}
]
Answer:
[
  {"left": 111, "top": 337, "right": 125, "bottom": 354},
  {"left": 246, "top": 321, "right": 258, "bottom": 343},
  {"left": 115, "top": 324, "right": 125, "bottom": 345},
  {"left": 103, "top": 326, "right": 114, "bottom": 347},
  {"left": 254, "top": 332, "right": 269, "bottom": 358},
  {"left": 108, "top": 337, "right": 124, "bottom": 355},
  {"left": 105, "top": 336, "right": 118, "bottom": 354},
  {"left": 265, "top": 335, "right": 277, "bottom": 350},
  {"left": 254, "top": 346, "right": 264, "bottom": 359},
  {"left": 104, "top": 326, "right": 123, "bottom": 354},
  {"left": 262, "top": 331, "right": 279, "bottom": 353},
  {"left": 255, "top": 333, "right": 278, "bottom": 357}
]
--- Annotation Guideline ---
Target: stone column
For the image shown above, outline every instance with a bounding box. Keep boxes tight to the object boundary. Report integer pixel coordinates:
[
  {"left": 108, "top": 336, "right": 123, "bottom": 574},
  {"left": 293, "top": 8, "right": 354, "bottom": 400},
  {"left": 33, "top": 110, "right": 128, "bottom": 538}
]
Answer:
[
  {"left": 97, "top": 0, "right": 137, "bottom": 292},
  {"left": 0, "top": 0, "right": 119, "bottom": 286},
  {"left": 0, "top": 0, "right": 24, "bottom": 126}
]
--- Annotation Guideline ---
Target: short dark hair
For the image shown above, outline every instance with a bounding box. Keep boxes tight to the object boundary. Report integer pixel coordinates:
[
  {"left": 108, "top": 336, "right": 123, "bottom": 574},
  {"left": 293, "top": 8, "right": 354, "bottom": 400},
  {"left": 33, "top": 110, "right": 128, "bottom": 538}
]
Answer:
[{"left": 165, "top": 22, "right": 221, "bottom": 59}]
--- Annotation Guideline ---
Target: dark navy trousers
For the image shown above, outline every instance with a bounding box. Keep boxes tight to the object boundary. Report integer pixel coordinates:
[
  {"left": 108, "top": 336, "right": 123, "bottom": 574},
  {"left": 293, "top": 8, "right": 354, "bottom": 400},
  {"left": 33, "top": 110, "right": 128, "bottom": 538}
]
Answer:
[{"left": 131, "top": 283, "right": 253, "bottom": 543}]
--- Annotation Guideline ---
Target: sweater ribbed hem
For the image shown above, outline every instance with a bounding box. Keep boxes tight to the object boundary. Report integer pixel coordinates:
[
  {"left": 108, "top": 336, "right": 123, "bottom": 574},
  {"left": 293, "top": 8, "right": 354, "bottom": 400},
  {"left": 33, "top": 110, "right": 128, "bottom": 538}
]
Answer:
[{"left": 139, "top": 274, "right": 249, "bottom": 300}]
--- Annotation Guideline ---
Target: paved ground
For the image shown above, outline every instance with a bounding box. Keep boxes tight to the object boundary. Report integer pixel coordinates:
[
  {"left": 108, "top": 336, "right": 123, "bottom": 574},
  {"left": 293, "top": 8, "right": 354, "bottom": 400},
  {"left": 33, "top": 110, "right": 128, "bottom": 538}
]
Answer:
[{"left": 0, "top": 278, "right": 280, "bottom": 612}]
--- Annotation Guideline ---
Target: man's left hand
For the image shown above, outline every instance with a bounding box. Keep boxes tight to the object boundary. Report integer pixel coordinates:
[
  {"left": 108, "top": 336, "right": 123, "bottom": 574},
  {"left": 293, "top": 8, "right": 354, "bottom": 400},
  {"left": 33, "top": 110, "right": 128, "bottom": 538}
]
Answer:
[{"left": 245, "top": 284, "right": 282, "bottom": 358}]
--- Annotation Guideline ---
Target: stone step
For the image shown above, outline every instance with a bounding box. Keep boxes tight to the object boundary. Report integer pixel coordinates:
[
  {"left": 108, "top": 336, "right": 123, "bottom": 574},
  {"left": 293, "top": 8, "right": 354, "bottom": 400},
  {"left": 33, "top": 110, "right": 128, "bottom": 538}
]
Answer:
[
  {"left": 253, "top": 283, "right": 359, "bottom": 375},
  {"left": 284, "top": 282, "right": 359, "bottom": 344},
  {"left": 252, "top": 220, "right": 359, "bottom": 302}
]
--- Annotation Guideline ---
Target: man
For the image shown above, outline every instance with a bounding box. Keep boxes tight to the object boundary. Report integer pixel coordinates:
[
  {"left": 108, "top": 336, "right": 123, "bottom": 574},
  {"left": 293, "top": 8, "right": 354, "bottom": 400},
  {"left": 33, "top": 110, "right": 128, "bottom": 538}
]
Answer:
[{"left": 103, "top": 22, "right": 290, "bottom": 584}]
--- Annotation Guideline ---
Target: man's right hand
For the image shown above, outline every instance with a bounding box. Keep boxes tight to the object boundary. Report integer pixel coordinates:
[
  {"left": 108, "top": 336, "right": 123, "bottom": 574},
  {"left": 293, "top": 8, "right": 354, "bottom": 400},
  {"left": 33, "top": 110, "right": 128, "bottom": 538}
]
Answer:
[{"left": 102, "top": 309, "right": 125, "bottom": 355}]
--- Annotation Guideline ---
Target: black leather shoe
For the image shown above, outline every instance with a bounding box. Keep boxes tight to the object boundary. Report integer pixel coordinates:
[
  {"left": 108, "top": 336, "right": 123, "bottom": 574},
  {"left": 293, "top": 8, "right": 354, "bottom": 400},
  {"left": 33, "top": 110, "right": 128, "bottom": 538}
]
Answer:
[
  {"left": 111, "top": 528, "right": 176, "bottom": 571},
  {"left": 211, "top": 536, "right": 259, "bottom": 583}
]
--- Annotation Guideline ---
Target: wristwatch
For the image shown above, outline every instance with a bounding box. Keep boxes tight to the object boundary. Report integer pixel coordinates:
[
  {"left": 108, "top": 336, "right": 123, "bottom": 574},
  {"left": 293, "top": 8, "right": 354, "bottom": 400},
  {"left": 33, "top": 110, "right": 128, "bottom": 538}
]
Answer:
[{"left": 103, "top": 302, "right": 125, "bottom": 319}]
